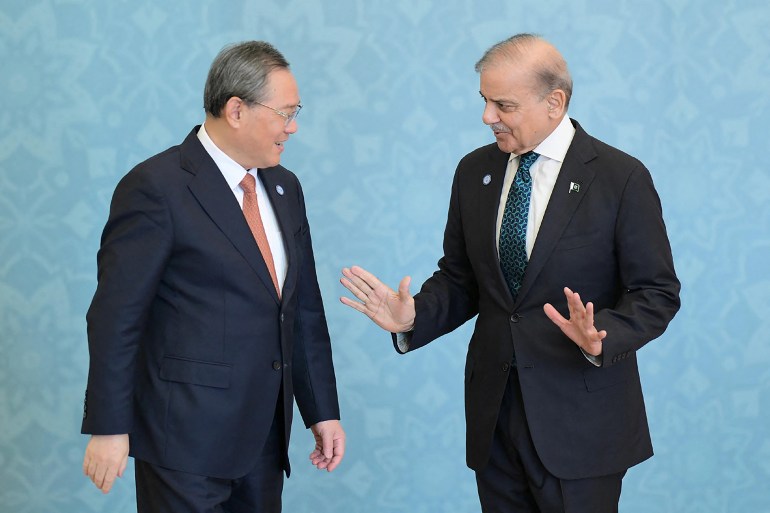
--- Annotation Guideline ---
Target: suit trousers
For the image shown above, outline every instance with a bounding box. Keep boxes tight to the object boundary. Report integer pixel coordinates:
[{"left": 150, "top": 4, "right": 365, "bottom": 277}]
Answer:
[
  {"left": 475, "top": 368, "right": 625, "bottom": 513},
  {"left": 135, "top": 399, "right": 285, "bottom": 513}
]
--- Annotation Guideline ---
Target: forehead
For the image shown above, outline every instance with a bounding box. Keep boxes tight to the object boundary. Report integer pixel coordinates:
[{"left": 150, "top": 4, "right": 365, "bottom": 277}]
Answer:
[
  {"left": 263, "top": 68, "right": 300, "bottom": 106},
  {"left": 479, "top": 62, "right": 538, "bottom": 99}
]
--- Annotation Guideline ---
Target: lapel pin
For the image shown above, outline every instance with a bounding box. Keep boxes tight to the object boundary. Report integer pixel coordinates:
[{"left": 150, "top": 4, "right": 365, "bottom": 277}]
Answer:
[
  {"left": 569, "top": 182, "right": 580, "bottom": 194},
  {"left": 482, "top": 174, "right": 492, "bottom": 186},
  {"left": 276, "top": 185, "right": 285, "bottom": 196}
]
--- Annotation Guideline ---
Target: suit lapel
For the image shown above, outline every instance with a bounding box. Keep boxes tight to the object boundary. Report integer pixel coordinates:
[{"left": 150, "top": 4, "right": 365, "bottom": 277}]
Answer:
[
  {"left": 258, "top": 168, "right": 298, "bottom": 304},
  {"left": 181, "top": 129, "right": 281, "bottom": 303},
  {"left": 480, "top": 148, "right": 517, "bottom": 305},
  {"left": 516, "top": 122, "right": 597, "bottom": 305}
]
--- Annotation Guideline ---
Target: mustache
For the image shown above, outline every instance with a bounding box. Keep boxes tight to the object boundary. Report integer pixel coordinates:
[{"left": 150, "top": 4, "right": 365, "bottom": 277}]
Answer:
[{"left": 489, "top": 123, "right": 511, "bottom": 133}]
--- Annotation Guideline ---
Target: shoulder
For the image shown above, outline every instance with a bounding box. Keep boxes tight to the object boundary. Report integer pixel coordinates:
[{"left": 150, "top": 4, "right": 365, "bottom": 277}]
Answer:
[
  {"left": 572, "top": 120, "right": 645, "bottom": 172},
  {"left": 118, "top": 128, "right": 203, "bottom": 192},
  {"left": 458, "top": 142, "right": 504, "bottom": 167}
]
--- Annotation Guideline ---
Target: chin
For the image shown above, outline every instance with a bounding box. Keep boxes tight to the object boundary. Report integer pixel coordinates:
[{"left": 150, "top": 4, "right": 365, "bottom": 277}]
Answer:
[{"left": 494, "top": 141, "right": 515, "bottom": 154}]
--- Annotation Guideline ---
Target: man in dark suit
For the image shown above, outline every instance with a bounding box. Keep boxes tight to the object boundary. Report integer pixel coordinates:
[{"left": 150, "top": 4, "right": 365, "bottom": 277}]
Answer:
[
  {"left": 341, "top": 34, "right": 680, "bottom": 512},
  {"left": 82, "top": 41, "right": 345, "bottom": 513}
]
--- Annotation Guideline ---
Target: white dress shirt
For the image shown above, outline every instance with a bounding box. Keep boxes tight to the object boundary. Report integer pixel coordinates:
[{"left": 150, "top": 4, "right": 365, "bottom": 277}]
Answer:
[
  {"left": 398, "top": 116, "right": 601, "bottom": 365},
  {"left": 496, "top": 114, "right": 576, "bottom": 256},
  {"left": 197, "top": 124, "right": 287, "bottom": 292}
]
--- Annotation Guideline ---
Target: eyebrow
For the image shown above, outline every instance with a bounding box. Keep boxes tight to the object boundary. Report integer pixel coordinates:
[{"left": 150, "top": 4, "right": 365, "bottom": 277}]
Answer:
[{"left": 479, "top": 91, "right": 517, "bottom": 105}]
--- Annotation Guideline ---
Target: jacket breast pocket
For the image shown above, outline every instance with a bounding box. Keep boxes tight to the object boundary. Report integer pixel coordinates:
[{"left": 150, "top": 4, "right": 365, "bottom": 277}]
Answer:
[
  {"left": 159, "top": 355, "right": 232, "bottom": 389},
  {"left": 554, "top": 230, "right": 601, "bottom": 252}
]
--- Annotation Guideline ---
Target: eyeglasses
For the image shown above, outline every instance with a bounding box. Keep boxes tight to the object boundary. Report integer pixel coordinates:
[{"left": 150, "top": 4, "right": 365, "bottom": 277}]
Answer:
[{"left": 253, "top": 101, "right": 302, "bottom": 126}]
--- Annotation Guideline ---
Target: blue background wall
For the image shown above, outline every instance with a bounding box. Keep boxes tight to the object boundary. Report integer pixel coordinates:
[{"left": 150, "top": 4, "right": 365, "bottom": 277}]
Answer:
[{"left": 1, "top": 1, "right": 769, "bottom": 512}]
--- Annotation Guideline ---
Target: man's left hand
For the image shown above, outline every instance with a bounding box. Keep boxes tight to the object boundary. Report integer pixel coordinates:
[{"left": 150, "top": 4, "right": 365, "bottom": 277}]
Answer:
[
  {"left": 544, "top": 287, "right": 606, "bottom": 357},
  {"left": 309, "top": 420, "right": 345, "bottom": 472}
]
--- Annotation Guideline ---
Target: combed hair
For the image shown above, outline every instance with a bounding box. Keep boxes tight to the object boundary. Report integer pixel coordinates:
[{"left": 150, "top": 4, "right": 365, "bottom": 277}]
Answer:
[
  {"left": 475, "top": 33, "right": 573, "bottom": 109},
  {"left": 203, "top": 41, "right": 290, "bottom": 117}
]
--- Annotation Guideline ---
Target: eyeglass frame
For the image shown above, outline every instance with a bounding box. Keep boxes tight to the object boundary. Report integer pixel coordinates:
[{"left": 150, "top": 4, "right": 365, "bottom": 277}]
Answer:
[{"left": 252, "top": 101, "right": 303, "bottom": 126}]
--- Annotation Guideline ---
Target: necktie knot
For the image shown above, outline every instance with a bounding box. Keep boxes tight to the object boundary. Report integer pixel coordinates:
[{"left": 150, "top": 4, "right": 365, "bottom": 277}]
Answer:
[
  {"left": 240, "top": 173, "right": 256, "bottom": 194},
  {"left": 516, "top": 151, "right": 539, "bottom": 183}
]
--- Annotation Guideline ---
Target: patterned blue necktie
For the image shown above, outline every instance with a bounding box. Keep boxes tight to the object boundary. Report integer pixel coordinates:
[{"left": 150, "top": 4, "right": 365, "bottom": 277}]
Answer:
[{"left": 499, "top": 151, "right": 539, "bottom": 300}]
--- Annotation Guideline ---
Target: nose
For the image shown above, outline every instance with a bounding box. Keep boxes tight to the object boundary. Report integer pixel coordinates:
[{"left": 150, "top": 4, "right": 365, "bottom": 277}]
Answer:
[
  {"left": 482, "top": 102, "right": 499, "bottom": 125},
  {"left": 285, "top": 118, "right": 298, "bottom": 134}
]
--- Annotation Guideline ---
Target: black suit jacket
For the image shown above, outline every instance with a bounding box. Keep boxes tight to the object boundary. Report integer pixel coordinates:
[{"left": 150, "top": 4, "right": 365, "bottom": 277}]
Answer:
[
  {"left": 82, "top": 127, "right": 340, "bottom": 479},
  {"left": 400, "top": 119, "right": 680, "bottom": 479}
]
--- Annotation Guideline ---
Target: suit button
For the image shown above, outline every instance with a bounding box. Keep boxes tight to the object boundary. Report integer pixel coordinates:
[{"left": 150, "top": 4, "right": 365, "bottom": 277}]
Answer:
[
  {"left": 501, "top": 362, "right": 510, "bottom": 372},
  {"left": 280, "top": 313, "right": 285, "bottom": 323},
  {"left": 272, "top": 361, "right": 282, "bottom": 371},
  {"left": 510, "top": 314, "right": 520, "bottom": 323}
]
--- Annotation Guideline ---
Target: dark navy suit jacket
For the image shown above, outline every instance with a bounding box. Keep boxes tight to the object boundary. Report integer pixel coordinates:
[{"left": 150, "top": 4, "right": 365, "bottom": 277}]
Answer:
[
  {"left": 82, "top": 127, "right": 340, "bottom": 479},
  {"left": 400, "top": 119, "right": 680, "bottom": 479}
]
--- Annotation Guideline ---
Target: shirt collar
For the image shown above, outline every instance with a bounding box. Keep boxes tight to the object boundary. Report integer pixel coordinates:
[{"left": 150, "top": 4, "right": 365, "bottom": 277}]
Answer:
[
  {"left": 509, "top": 115, "right": 576, "bottom": 163},
  {"left": 197, "top": 123, "right": 253, "bottom": 190}
]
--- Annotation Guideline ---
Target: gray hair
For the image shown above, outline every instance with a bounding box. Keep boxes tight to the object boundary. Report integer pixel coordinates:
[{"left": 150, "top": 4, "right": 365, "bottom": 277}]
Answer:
[
  {"left": 475, "top": 33, "right": 573, "bottom": 109},
  {"left": 204, "top": 41, "right": 290, "bottom": 117}
]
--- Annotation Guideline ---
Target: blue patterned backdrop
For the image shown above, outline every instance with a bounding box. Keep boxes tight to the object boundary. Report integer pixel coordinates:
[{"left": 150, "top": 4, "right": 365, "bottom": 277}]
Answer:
[{"left": 1, "top": 1, "right": 769, "bottom": 512}]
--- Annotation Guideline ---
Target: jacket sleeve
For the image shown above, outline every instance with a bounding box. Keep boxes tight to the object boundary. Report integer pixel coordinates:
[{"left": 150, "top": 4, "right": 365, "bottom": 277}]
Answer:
[
  {"left": 82, "top": 168, "right": 173, "bottom": 434},
  {"left": 290, "top": 180, "right": 340, "bottom": 427},
  {"left": 594, "top": 163, "right": 681, "bottom": 366}
]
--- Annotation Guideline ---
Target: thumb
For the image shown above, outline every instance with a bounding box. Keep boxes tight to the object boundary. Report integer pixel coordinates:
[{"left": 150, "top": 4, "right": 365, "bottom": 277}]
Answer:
[
  {"left": 322, "top": 429, "right": 334, "bottom": 459},
  {"left": 397, "top": 276, "right": 412, "bottom": 302}
]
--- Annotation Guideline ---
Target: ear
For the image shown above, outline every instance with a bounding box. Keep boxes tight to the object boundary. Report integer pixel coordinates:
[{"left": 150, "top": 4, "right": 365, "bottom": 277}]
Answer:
[
  {"left": 546, "top": 90, "right": 566, "bottom": 118},
  {"left": 223, "top": 97, "right": 244, "bottom": 128}
]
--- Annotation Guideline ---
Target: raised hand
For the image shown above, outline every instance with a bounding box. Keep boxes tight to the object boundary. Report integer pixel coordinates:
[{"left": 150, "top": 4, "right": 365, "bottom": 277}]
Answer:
[
  {"left": 543, "top": 287, "right": 606, "bottom": 357},
  {"left": 340, "top": 266, "right": 416, "bottom": 333}
]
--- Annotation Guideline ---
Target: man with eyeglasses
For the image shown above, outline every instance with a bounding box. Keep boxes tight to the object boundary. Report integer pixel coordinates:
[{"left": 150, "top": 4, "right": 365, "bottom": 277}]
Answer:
[
  {"left": 81, "top": 41, "right": 344, "bottom": 513},
  {"left": 341, "top": 33, "right": 679, "bottom": 512}
]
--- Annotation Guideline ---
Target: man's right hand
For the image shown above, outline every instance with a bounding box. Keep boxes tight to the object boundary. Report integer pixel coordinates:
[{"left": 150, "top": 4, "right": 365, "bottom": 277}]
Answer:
[
  {"left": 340, "top": 266, "right": 416, "bottom": 333},
  {"left": 83, "top": 434, "right": 129, "bottom": 494}
]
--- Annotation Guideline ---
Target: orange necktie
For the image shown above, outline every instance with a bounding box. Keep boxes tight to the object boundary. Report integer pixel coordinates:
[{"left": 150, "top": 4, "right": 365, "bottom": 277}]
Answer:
[{"left": 240, "top": 173, "right": 280, "bottom": 297}]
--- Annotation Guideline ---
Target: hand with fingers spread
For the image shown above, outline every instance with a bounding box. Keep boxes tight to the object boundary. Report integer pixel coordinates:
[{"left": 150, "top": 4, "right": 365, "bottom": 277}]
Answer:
[
  {"left": 543, "top": 287, "right": 607, "bottom": 357},
  {"left": 309, "top": 420, "right": 346, "bottom": 472},
  {"left": 82, "top": 434, "right": 129, "bottom": 494},
  {"left": 340, "top": 266, "right": 416, "bottom": 333}
]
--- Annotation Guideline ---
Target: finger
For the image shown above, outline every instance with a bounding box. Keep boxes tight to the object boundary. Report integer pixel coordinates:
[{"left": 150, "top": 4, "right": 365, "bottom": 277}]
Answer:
[
  {"left": 568, "top": 291, "right": 586, "bottom": 320},
  {"left": 339, "top": 295, "right": 368, "bottom": 314},
  {"left": 321, "top": 432, "right": 333, "bottom": 461},
  {"left": 543, "top": 303, "right": 568, "bottom": 326},
  {"left": 325, "top": 437, "right": 346, "bottom": 472},
  {"left": 118, "top": 455, "right": 128, "bottom": 478},
  {"left": 93, "top": 463, "right": 108, "bottom": 490},
  {"left": 86, "top": 458, "right": 98, "bottom": 481},
  {"left": 340, "top": 272, "right": 369, "bottom": 298},
  {"left": 101, "top": 470, "right": 117, "bottom": 494},
  {"left": 397, "top": 276, "right": 412, "bottom": 302},
  {"left": 584, "top": 301, "right": 596, "bottom": 330},
  {"left": 349, "top": 266, "right": 384, "bottom": 290},
  {"left": 342, "top": 273, "right": 380, "bottom": 307},
  {"left": 340, "top": 277, "right": 370, "bottom": 304}
]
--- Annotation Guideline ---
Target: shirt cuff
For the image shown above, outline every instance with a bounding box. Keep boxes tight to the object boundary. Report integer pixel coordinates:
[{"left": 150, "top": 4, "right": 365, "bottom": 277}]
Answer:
[
  {"left": 581, "top": 348, "right": 602, "bottom": 367},
  {"left": 395, "top": 331, "right": 412, "bottom": 353}
]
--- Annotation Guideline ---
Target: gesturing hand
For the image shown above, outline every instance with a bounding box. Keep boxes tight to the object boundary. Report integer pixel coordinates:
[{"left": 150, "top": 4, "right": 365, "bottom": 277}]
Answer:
[
  {"left": 543, "top": 287, "right": 606, "bottom": 357},
  {"left": 340, "top": 266, "right": 416, "bottom": 333}
]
